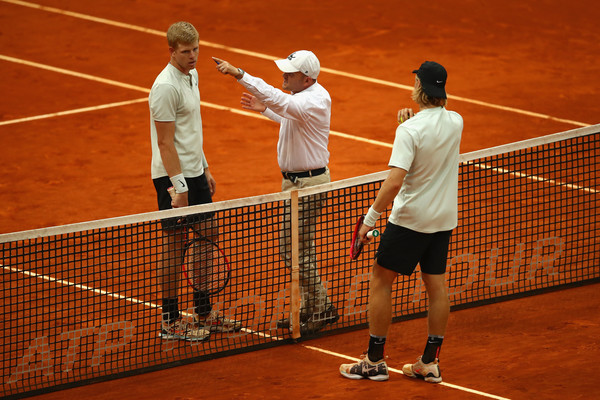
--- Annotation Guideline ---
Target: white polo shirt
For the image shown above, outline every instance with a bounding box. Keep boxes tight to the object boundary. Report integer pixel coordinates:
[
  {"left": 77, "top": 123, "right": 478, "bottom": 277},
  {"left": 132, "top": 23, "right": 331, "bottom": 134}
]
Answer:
[
  {"left": 238, "top": 72, "right": 331, "bottom": 172},
  {"left": 388, "top": 106, "right": 463, "bottom": 233},
  {"left": 149, "top": 63, "right": 207, "bottom": 179}
]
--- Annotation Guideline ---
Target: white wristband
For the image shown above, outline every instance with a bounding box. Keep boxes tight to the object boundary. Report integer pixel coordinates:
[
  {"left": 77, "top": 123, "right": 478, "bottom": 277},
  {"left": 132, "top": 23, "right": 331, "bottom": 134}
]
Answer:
[
  {"left": 169, "top": 173, "right": 188, "bottom": 193},
  {"left": 364, "top": 206, "right": 382, "bottom": 227}
]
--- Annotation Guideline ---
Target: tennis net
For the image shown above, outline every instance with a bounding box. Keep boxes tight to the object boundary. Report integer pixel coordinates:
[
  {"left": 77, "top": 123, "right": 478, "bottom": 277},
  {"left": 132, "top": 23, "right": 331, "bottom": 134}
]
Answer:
[{"left": 2, "top": 124, "right": 599, "bottom": 398}]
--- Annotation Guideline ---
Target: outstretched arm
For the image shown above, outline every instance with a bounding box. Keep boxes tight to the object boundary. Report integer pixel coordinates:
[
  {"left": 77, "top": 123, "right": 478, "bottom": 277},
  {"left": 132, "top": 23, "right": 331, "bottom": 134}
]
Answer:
[
  {"left": 213, "top": 56, "right": 287, "bottom": 122},
  {"left": 212, "top": 57, "right": 244, "bottom": 80}
]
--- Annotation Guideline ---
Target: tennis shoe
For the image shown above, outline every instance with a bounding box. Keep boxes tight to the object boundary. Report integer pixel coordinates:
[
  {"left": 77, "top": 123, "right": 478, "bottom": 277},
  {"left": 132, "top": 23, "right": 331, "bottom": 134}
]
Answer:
[
  {"left": 339, "top": 353, "right": 389, "bottom": 381},
  {"left": 196, "top": 311, "right": 242, "bottom": 333},
  {"left": 402, "top": 356, "right": 442, "bottom": 383},
  {"left": 277, "top": 306, "right": 339, "bottom": 334},
  {"left": 276, "top": 311, "right": 310, "bottom": 329},
  {"left": 159, "top": 318, "right": 210, "bottom": 342}
]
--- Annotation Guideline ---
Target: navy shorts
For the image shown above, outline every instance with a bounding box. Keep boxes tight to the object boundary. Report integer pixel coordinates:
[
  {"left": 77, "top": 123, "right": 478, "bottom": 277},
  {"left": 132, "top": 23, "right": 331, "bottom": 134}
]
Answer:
[
  {"left": 153, "top": 174, "right": 213, "bottom": 231},
  {"left": 375, "top": 222, "right": 452, "bottom": 276}
]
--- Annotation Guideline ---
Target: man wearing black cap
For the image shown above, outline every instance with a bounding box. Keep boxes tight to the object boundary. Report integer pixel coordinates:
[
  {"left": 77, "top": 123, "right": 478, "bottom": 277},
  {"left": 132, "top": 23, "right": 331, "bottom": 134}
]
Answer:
[{"left": 340, "top": 61, "right": 463, "bottom": 382}]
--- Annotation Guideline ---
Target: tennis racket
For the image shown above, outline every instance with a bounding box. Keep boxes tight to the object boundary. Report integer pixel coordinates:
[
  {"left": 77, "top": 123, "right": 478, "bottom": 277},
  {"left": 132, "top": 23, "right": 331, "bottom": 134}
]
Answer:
[
  {"left": 182, "top": 232, "right": 230, "bottom": 295},
  {"left": 349, "top": 215, "right": 379, "bottom": 260},
  {"left": 168, "top": 187, "right": 231, "bottom": 295}
]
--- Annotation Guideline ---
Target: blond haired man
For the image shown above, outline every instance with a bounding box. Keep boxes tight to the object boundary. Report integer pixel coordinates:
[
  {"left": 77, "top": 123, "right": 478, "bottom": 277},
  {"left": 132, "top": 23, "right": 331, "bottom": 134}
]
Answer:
[
  {"left": 340, "top": 61, "right": 463, "bottom": 382},
  {"left": 149, "top": 21, "right": 240, "bottom": 342}
]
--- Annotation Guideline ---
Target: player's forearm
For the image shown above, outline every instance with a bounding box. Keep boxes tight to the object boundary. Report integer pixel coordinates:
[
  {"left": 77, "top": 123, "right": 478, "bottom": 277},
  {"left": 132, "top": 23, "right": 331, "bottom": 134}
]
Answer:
[
  {"left": 155, "top": 121, "right": 182, "bottom": 177},
  {"left": 158, "top": 144, "right": 182, "bottom": 177},
  {"left": 160, "top": 144, "right": 188, "bottom": 201}
]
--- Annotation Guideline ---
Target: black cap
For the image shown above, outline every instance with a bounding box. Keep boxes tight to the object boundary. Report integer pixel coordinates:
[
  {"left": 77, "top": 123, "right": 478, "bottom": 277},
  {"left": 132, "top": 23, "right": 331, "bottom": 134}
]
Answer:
[{"left": 412, "top": 61, "right": 447, "bottom": 99}]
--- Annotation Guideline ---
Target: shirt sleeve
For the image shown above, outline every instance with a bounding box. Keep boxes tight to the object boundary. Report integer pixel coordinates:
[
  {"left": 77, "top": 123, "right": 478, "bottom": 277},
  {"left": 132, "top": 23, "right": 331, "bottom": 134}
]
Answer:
[
  {"left": 239, "top": 72, "right": 312, "bottom": 122},
  {"left": 389, "top": 126, "right": 417, "bottom": 171},
  {"left": 262, "top": 108, "right": 283, "bottom": 123},
  {"left": 149, "top": 83, "right": 178, "bottom": 122}
]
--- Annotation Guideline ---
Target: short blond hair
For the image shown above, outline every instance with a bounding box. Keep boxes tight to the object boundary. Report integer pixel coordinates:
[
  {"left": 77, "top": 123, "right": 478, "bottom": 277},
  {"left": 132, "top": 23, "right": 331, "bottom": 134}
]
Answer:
[
  {"left": 166, "top": 21, "right": 199, "bottom": 49},
  {"left": 412, "top": 79, "right": 447, "bottom": 108}
]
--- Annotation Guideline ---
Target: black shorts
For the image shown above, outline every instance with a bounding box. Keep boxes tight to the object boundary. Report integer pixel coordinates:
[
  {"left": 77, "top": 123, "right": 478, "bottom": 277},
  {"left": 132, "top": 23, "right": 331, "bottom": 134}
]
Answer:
[
  {"left": 375, "top": 222, "right": 452, "bottom": 276},
  {"left": 153, "top": 174, "right": 213, "bottom": 231}
]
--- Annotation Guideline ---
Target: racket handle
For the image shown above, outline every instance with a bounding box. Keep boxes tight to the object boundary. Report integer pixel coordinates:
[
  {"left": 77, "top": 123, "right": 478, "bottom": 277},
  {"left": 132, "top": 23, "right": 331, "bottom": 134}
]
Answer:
[
  {"left": 167, "top": 186, "right": 175, "bottom": 199},
  {"left": 366, "top": 229, "right": 379, "bottom": 239}
]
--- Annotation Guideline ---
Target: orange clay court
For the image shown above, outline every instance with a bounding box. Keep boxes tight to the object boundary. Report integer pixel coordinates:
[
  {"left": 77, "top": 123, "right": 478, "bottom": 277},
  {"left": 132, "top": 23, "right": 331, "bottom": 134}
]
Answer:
[{"left": 0, "top": 0, "right": 599, "bottom": 399}]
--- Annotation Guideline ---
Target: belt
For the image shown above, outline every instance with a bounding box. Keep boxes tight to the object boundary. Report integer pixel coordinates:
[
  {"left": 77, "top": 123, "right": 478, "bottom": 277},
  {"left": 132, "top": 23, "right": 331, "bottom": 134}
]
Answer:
[{"left": 281, "top": 167, "right": 327, "bottom": 183}]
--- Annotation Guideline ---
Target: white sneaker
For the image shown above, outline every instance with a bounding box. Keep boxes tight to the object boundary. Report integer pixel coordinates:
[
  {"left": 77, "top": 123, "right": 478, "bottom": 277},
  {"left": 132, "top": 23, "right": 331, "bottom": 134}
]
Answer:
[
  {"left": 195, "top": 311, "right": 242, "bottom": 333},
  {"left": 339, "top": 353, "right": 389, "bottom": 381},
  {"left": 158, "top": 318, "right": 210, "bottom": 342},
  {"left": 402, "top": 356, "right": 442, "bottom": 383}
]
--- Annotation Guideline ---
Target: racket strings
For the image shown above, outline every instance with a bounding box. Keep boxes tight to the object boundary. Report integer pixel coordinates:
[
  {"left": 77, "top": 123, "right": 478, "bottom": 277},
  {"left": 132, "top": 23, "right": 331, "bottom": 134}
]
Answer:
[
  {"left": 192, "top": 241, "right": 213, "bottom": 291},
  {"left": 185, "top": 239, "right": 229, "bottom": 294}
]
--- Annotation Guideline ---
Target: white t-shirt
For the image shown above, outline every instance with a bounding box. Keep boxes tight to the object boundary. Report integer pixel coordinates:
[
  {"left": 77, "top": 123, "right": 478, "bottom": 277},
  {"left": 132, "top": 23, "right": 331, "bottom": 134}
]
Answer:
[
  {"left": 388, "top": 106, "right": 463, "bottom": 233},
  {"left": 239, "top": 72, "right": 331, "bottom": 172},
  {"left": 149, "top": 63, "right": 207, "bottom": 179}
]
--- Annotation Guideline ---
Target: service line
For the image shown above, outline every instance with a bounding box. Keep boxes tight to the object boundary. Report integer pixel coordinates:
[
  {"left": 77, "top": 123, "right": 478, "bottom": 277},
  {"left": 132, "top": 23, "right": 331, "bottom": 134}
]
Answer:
[
  {"left": 0, "top": 53, "right": 387, "bottom": 147},
  {"left": 0, "top": 0, "right": 591, "bottom": 128},
  {"left": 1, "top": 264, "right": 279, "bottom": 341}
]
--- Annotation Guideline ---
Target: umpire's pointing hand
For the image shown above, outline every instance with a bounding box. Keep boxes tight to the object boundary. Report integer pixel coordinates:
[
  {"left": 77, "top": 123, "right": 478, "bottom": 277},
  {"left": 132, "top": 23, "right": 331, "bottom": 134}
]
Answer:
[{"left": 213, "top": 57, "right": 244, "bottom": 79}]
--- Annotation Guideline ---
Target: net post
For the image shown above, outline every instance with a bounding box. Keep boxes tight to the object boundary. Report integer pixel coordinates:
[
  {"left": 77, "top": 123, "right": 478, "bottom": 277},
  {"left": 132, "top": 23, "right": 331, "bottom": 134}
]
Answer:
[{"left": 290, "top": 189, "right": 301, "bottom": 339}]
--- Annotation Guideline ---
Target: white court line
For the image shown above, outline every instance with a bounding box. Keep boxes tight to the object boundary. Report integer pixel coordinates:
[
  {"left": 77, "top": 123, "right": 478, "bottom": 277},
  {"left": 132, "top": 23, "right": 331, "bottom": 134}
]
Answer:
[
  {"left": 2, "top": 264, "right": 159, "bottom": 309},
  {"left": 0, "top": 98, "right": 148, "bottom": 126},
  {"left": 467, "top": 161, "right": 599, "bottom": 194},
  {"left": 0, "top": 54, "right": 381, "bottom": 146},
  {"left": 0, "top": 57, "right": 595, "bottom": 196},
  {"left": 304, "top": 345, "right": 511, "bottom": 400},
  {"left": 1, "top": 264, "right": 278, "bottom": 340},
  {"left": 0, "top": 54, "right": 150, "bottom": 93},
  {"left": 0, "top": 0, "right": 591, "bottom": 128},
  {"left": 0, "top": 53, "right": 595, "bottom": 194},
  {"left": 2, "top": 53, "right": 591, "bottom": 195}
]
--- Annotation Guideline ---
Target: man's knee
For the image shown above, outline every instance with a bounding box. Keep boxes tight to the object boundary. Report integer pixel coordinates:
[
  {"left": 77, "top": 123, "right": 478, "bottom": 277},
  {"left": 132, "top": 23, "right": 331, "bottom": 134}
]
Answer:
[{"left": 371, "top": 263, "right": 397, "bottom": 291}]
